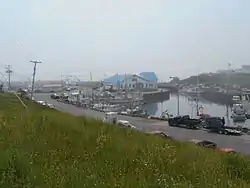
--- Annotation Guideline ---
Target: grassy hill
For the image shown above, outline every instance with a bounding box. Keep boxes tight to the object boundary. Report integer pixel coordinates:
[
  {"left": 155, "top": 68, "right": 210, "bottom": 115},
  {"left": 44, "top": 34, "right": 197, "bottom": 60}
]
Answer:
[
  {"left": 178, "top": 72, "right": 250, "bottom": 88},
  {"left": 1, "top": 93, "right": 250, "bottom": 187}
]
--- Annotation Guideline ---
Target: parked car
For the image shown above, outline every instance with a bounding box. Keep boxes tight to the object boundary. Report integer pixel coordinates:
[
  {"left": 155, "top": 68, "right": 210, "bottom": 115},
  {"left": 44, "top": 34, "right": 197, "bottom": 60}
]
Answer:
[
  {"left": 117, "top": 120, "right": 137, "bottom": 129},
  {"left": 219, "top": 148, "right": 236, "bottom": 153},
  {"left": 50, "top": 93, "right": 60, "bottom": 99},
  {"left": 148, "top": 131, "right": 172, "bottom": 140},
  {"left": 189, "top": 139, "right": 217, "bottom": 149},
  {"left": 203, "top": 117, "right": 242, "bottom": 135}
]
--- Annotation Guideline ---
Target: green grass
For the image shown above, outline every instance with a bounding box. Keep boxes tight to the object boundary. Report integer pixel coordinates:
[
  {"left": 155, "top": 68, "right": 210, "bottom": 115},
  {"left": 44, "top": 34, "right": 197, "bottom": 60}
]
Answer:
[{"left": 1, "top": 93, "right": 250, "bottom": 187}]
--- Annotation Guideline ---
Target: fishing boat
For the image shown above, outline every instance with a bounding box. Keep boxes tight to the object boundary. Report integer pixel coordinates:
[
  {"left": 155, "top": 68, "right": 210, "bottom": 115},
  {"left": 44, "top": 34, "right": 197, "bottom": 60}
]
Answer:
[
  {"left": 159, "top": 110, "right": 173, "bottom": 120},
  {"left": 93, "top": 103, "right": 124, "bottom": 112},
  {"left": 231, "top": 92, "right": 250, "bottom": 118},
  {"left": 231, "top": 104, "right": 246, "bottom": 122},
  {"left": 231, "top": 112, "right": 246, "bottom": 122},
  {"left": 181, "top": 87, "right": 203, "bottom": 98}
]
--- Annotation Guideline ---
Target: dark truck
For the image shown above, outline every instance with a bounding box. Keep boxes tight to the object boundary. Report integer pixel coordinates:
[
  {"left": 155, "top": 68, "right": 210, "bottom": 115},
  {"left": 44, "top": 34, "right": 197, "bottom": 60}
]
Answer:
[
  {"left": 203, "top": 117, "right": 242, "bottom": 135},
  {"left": 168, "top": 115, "right": 201, "bottom": 129},
  {"left": 50, "top": 93, "right": 60, "bottom": 99}
]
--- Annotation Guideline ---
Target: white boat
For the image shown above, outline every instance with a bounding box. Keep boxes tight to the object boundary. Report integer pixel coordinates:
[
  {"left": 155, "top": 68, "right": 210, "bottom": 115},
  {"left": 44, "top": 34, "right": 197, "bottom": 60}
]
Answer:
[
  {"left": 159, "top": 110, "right": 172, "bottom": 120},
  {"left": 231, "top": 112, "right": 246, "bottom": 122},
  {"left": 231, "top": 104, "right": 246, "bottom": 122},
  {"left": 102, "top": 104, "right": 124, "bottom": 112},
  {"left": 232, "top": 95, "right": 241, "bottom": 103},
  {"left": 232, "top": 103, "right": 245, "bottom": 113},
  {"left": 235, "top": 92, "right": 250, "bottom": 116}
]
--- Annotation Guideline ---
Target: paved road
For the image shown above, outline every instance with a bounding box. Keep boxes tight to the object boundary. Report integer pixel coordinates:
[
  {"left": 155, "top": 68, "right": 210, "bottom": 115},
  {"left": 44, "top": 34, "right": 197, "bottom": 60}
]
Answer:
[{"left": 34, "top": 93, "right": 250, "bottom": 155}]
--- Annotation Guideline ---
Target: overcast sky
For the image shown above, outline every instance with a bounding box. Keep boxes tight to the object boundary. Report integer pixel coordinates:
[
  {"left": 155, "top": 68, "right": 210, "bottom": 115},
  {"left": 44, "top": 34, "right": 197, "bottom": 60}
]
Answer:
[{"left": 0, "top": 0, "right": 250, "bottom": 81}]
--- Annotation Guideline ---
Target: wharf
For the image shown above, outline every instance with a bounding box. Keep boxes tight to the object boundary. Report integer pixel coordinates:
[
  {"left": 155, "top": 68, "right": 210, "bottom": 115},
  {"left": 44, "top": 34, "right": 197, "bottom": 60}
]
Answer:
[{"left": 143, "top": 90, "right": 170, "bottom": 103}]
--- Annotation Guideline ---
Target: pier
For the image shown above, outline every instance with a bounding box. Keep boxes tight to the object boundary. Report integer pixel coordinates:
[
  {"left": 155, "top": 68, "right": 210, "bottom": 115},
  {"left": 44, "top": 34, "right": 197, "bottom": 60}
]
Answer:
[{"left": 143, "top": 90, "right": 170, "bottom": 103}]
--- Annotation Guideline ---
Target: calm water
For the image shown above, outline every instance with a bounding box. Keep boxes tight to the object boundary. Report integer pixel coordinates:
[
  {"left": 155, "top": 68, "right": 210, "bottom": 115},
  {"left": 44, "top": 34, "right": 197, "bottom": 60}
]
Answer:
[{"left": 144, "top": 94, "right": 249, "bottom": 127}]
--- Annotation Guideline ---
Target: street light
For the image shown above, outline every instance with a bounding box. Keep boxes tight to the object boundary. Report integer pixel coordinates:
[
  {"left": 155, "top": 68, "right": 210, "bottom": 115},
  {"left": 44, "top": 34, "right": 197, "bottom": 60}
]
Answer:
[{"left": 169, "top": 76, "right": 180, "bottom": 116}]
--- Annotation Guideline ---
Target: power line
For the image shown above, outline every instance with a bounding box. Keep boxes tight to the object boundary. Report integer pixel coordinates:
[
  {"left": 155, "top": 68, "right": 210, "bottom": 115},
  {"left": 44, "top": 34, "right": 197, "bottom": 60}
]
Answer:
[
  {"left": 5, "top": 65, "right": 13, "bottom": 90},
  {"left": 30, "top": 60, "right": 42, "bottom": 99}
]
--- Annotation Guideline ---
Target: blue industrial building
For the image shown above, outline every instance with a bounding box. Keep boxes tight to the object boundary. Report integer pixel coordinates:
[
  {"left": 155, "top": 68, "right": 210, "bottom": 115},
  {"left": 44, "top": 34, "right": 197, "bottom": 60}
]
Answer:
[{"left": 103, "top": 72, "right": 158, "bottom": 89}]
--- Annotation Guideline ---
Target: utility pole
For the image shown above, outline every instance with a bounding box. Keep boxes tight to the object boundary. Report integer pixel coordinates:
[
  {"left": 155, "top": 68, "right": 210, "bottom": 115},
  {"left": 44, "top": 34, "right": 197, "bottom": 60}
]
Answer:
[
  {"left": 177, "top": 84, "right": 180, "bottom": 116},
  {"left": 5, "top": 65, "right": 13, "bottom": 90},
  {"left": 30, "top": 60, "right": 42, "bottom": 100},
  {"left": 226, "top": 62, "right": 231, "bottom": 94},
  {"left": 90, "top": 72, "right": 93, "bottom": 99},
  {"left": 125, "top": 73, "right": 128, "bottom": 99},
  {"left": 0, "top": 72, "right": 6, "bottom": 92},
  {"left": 226, "top": 62, "right": 232, "bottom": 125},
  {"left": 60, "top": 74, "right": 63, "bottom": 91},
  {"left": 170, "top": 76, "right": 180, "bottom": 115}
]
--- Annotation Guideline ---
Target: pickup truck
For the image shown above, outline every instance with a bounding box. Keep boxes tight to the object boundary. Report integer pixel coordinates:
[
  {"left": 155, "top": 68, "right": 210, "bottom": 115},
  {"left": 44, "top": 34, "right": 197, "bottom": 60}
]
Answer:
[
  {"left": 168, "top": 115, "right": 201, "bottom": 129},
  {"left": 203, "top": 117, "right": 242, "bottom": 136},
  {"left": 50, "top": 93, "right": 60, "bottom": 99}
]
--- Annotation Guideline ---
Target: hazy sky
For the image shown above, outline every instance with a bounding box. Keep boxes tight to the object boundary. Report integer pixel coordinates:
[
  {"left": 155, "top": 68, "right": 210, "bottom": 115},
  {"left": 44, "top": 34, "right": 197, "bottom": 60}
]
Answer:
[{"left": 0, "top": 0, "right": 250, "bottom": 81}]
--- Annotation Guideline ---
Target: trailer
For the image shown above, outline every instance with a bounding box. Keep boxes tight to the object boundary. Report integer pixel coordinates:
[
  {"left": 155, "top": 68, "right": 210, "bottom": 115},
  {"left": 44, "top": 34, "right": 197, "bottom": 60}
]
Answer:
[{"left": 103, "top": 112, "right": 118, "bottom": 124}]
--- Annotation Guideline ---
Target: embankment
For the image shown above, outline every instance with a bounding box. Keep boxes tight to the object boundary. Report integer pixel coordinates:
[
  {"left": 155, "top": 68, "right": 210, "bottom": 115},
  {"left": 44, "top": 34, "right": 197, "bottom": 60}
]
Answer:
[{"left": 0, "top": 93, "right": 250, "bottom": 187}]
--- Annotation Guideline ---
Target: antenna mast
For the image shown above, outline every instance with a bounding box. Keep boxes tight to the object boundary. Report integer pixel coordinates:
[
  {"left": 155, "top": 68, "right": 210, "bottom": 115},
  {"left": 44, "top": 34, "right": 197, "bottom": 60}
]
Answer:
[
  {"left": 5, "top": 65, "right": 13, "bottom": 90},
  {"left": 30, "top": 60, "right": 42, "bottom": 99}
]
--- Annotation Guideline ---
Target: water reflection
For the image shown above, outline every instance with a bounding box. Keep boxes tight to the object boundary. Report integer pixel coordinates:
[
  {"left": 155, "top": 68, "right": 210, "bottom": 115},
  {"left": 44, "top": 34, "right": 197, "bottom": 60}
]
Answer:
[
  {"left": 143, "top": 103, "right": 158, "bottom": 115},
  {"left": 144, "top": 94, "right": 250, "bottom": 127}
]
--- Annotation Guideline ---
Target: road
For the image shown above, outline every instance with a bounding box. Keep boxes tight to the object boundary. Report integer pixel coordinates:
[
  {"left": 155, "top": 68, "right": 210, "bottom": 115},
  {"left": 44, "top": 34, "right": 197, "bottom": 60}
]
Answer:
[{"left": 34, "top": 93, "right": 250, "bottom": 155}]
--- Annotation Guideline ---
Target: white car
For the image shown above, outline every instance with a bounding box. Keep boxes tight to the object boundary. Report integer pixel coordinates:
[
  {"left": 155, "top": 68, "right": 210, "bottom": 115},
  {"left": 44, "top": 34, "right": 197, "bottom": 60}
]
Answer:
[
  {"left": 117, "top": 120, "right": 137, "bottom": 129},
  {"left": 37, "top": 100, "right": 46, "bottom": 105},
  {"left": 47, "top": 103, "right": 55, "bottom": 108}
]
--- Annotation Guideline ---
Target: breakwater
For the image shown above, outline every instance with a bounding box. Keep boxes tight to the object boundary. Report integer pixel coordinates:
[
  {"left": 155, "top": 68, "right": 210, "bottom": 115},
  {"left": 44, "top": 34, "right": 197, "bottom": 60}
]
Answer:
[{"left": 201, "top": 91, "right": 238, "bottom": 106}]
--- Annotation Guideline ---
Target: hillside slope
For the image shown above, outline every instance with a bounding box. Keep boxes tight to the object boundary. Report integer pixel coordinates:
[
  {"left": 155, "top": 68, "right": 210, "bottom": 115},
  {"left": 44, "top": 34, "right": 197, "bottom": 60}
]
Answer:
[
  {"left": 179, "top": 73, "right": 250, "bottom": 88},
  {"left": 0, "top": 93, "right": 250, "bottom": 187}
]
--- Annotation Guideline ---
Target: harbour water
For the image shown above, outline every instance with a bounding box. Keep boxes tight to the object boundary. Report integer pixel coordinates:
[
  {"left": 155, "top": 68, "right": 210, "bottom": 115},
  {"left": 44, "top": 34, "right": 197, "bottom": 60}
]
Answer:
[{"left": 144, "top": 94, "right": 249, "bottom": 127}]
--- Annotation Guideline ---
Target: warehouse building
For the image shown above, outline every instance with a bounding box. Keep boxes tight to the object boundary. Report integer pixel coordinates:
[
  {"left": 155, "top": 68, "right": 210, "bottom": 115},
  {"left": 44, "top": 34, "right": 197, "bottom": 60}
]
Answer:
[{"left": 103, "top": 72, "right": 158, "bottom": 90}]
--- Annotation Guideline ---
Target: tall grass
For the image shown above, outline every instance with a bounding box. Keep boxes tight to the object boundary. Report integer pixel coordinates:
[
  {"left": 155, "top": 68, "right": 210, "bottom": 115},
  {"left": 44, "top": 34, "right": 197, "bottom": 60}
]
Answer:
[{"left": 0, "top": 93, "right": 250, "bottom": 187}]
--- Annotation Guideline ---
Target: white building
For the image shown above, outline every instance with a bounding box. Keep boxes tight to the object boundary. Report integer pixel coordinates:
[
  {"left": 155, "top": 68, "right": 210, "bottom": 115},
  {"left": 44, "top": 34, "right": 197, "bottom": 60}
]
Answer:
[
  {"left": 217, "top": 65, "right": 250, "bottom": 74},
  {"left": 40, "top": 84, "right": 63, "bottom": 92},
  {"left": 103, "top": 72, "right": 158, "bottom": 90},
  {"left": 119, "top": 74, "right": 157, "bottom": 89}
]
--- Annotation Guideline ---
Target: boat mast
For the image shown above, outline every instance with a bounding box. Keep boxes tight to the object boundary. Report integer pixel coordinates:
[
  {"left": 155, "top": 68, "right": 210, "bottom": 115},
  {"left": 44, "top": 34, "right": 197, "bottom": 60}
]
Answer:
[
  {"left": 226, "top": 62, "right": 231, "bottom": 124},
  {"left": 116, "top": 73, "right": 119, "bottom": 91},
  {"left": 125, "top": 73, "right": 128, "bottom": 99},
  {"left": 177, "top": 84, "right": 180, "bottom": 115},
  {"left": 196, "top": 75, "right": 199, "bottom": 116}
]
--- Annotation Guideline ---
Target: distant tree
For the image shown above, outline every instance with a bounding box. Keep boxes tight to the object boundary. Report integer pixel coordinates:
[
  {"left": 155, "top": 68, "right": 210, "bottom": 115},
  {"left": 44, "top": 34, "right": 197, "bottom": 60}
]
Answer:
[
  {"left": 170, "top": 77, "right": 180, "bottom": 84},
  {"left": 179, "top": 73, "right": 250, "bottom": 89}
]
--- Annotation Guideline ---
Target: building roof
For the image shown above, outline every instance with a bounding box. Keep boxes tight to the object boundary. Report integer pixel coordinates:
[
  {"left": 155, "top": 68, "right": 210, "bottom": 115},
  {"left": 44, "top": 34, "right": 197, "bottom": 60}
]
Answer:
[
  {"left": 103, "top": 74, "right": 133, "bottom": 84},
  {"left": 42, "top": 84, "right": 62, "bottom": 88},
  {"left": 103, "top": 72, "right": 158, "bottom": 84},
  {"left": 139, "top": 72, "right": 158, "bottom": 82}
]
